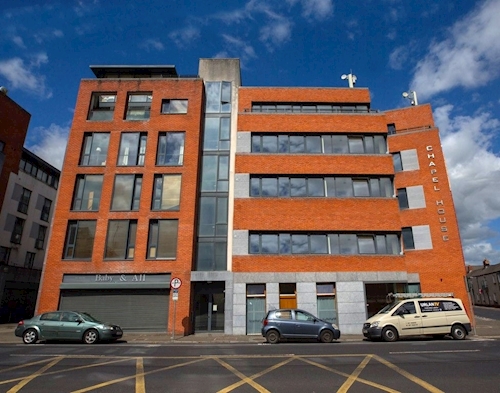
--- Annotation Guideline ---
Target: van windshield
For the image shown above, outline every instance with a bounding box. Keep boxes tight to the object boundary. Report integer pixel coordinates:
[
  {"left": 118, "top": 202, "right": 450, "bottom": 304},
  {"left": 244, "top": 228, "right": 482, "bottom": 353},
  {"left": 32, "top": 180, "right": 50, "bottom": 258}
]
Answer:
[{"left": 376, "top": 302, "right": 400, "bottom": 314}]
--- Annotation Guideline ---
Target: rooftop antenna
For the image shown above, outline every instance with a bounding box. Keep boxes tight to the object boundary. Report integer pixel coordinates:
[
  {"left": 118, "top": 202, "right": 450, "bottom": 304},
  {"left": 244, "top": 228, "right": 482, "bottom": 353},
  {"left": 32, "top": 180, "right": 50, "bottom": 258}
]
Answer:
[
  {"left": 341, "top": 71, "right": 357, "bottom": 88},
  {"left": 402, "top": 90, "right": 418, "bottom": 106}
]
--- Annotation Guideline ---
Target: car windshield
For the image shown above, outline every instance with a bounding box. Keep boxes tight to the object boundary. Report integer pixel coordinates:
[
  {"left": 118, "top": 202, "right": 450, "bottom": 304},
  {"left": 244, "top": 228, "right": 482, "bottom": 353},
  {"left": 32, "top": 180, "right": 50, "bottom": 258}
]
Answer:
[
  {"left": 80, "top": 312, "right": 103, "bottom": 323},
  {"left": 376, "top": 302, "right": 400, "bottom": 314}
]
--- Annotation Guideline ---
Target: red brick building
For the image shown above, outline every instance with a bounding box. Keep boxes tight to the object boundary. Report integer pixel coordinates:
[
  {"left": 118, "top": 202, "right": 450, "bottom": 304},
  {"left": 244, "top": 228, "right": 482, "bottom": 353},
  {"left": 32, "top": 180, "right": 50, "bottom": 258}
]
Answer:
[{"left": 37, "top": 59, "right": 469, "bottom": 335}]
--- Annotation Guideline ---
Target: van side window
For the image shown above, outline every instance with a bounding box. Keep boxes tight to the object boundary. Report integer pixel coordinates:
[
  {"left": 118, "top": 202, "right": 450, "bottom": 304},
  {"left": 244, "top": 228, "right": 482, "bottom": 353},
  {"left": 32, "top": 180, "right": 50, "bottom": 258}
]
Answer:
[{"left": 395, "top": 301, "right": 416, "bottom": 315}]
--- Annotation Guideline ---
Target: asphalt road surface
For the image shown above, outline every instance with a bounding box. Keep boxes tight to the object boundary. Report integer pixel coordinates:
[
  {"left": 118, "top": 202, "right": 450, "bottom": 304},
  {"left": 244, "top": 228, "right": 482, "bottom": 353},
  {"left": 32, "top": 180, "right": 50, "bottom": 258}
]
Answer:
[{"left": 0, "top": 337, "right": 498, "bottom": 393}]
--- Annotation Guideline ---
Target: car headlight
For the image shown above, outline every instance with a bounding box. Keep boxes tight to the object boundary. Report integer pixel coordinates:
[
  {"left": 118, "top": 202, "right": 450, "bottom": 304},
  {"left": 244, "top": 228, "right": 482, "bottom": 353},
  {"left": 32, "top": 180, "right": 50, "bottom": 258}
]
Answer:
[
  {"left": 100, "top": 325, "right": 111, "bottom": 330},
  {"left": 370, "top": 321, "right": 380, "bottom": 328},
  {"left": 331, "top": 324, "right": 339, "bottom": 330}
]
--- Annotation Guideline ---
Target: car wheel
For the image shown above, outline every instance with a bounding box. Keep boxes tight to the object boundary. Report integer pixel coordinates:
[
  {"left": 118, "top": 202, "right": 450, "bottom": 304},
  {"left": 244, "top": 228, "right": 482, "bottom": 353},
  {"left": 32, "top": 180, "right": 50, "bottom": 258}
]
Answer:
[
  {"left": 83, "top": 329, "right": 99, "bottom": 344},
  {"left": 23, "top": 328, "right": 38, "bottom": 344},
  {"left": 381, "top": 326, "right": 398, "bottom": 342},
  {"left": 451, "top": 324, "right": 467, "bottom": 340},
  {"left": 319, "top": 330, "right": 333, "bottom": 343},
  {"left": 265, "top": 330, "right": 280, "bottom": 344}
]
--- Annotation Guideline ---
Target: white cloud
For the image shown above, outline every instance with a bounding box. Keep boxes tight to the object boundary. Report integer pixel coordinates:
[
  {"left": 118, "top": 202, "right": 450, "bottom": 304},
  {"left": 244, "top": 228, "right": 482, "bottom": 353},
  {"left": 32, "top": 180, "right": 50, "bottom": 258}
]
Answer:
[
  {"left": 169, "top": 26, "right": 200, "bottom": 48},
  {"left": 12, "top": 36, "right": 25, "bottom": 48},
  {"left": 219, "top": 34, "right": 257, "bottom": 67},
  {"left": 388, "top": 45, "right": 409, "bottom": 70},
  {"left": 26, "top": 123, "right": 69, "bottom": 170},
  {"left": 140, "top": 39, "right": 164, "bottom": 52},
  {"left": 259, "top": 18, "right": 293, "bottom": 50},
  {"left": 434, "top": 105, "right": 500, "bottom": 264},
  {"left": 0, "top": 56, "right": 51, "bottom": 98},
  {"left": 301, "top": 0, "right": 334, "bottom": 21},
  {"left": 411, "top": 0, "right": 500, "bottom": 100}
]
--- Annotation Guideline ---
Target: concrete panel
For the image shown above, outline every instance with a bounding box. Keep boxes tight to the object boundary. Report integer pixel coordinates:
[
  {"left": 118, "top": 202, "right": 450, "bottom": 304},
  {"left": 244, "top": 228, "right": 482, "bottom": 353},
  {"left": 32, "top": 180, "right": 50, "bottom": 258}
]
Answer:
[
  {"left": 314, "top": 272, "right": 338, "bottom": 282},
  {"left": 413, "top": 225, "right": 433, "bottom": 250},
  {"left": 232, "top": 230, "right": 249, "bottom": 256},
  {"left": 401, "top": 149, "right": 420, "bottom": 171},
  {"left": 198, "top": 58, "right": 241, "bottom": 86},
  {"left": 234, "top": 173, "right": 250, "bottom": 198},
  {"left": 407, "top": 185, "right": 426, "bottom": 209},
  {"left": 296, "top": 273, "right": 317, "bottom": 282},
  {"left": 237, "top": 132, "right": 251, "bottom": 153}
]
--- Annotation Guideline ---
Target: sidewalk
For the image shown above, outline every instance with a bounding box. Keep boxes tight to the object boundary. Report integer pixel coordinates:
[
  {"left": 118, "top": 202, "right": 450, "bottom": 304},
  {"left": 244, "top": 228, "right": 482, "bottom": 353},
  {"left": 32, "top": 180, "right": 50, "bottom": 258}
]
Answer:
[{"left": 1, "top": 315, "right": 498, "bottom": 344}]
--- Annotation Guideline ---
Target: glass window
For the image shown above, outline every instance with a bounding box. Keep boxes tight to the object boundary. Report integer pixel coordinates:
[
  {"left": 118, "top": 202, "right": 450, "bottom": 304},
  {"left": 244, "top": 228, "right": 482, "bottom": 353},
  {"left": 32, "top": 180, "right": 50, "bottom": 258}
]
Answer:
[
  {"left": 35, "top": 225, "right": 47, "bottom": 249},
  {"left": 125, "top": 93, "right": 152, "bottom": 120},
  {"left": 305, "top": 136, "right": 322, "bottom": 153},
  {"left": 63, "top": 220, "right": 96, "bottom": 259},
  {"left": 161, "top": 99, "right": 188, "bottom": 114},
  {"left": 252, "top": 135, "right": 262, "bottom": 152},
  {"left": 289, "top": 136, "right": 305, "bottom": 153},
  {"left": 0, "top": 246, "right": 11, "bottom": 264},
  {"left": 353, "top": 179, "right": 370, "bottom": 197},
  {"left": 387, "top": 234, "right": 401, "bottom": 254},
  {"left": 335, "top": 178, "right": 353, "bottom": 197},
  {"left": 147, "top": 220, "right": 178, "bottom": 259},
  {"left": 249, "top": 234, "right": 260, "bottom": 253},
  {"left": 329, "top": 234, "right": 340, "bottom": 254},
  {"left": 152, "top": 174, "right": 181, "bottom": 210},
  {"left": 308, "top": 178, "right": 324, "bottom": 197},
  {"left": 72, "top": 175, "right": 103, "bottom": 211},
  {"left": 261, "top": 234, "right": 278, "bottom": 254},
  {"left": 10, "top": 217, "right": 25, "bottom": 244},
  {"left": 348, "top": 137, "right": 364, "bottom": 154},
  {"left": 369, "top": 179, "right": 381, "bottom": 197},
  {"left": 88, "top": 93, "right": 116, "bottom": 121},
  {"left": 290, "top": 178, "right": 307, "bottom": 197},
  {"left": 331, "top": 135, "right": 348, "bottom": 154},
  {"left": 278, "top": 177, "right": 290, "bottom": 196},
  {"left": 364, "top": 136, "right": 375, "bottom": 154},
  {"left": 339, "top": 234, "right": 357, "bottom": 254},
  {"left": 397, "top": 188, "right": 409, "bottom": 209},
  {"left": 380, "top": 178, "right": 393, "bottom": 197},
  {"left": 111, "top": 175, "right": 142, "bottom": 211},
  {"left": 105, "top": 220, "right": 137, "bottom": 260},
  {"left": 247, "top": 284, "right": 266, "bottom": 295},
  {"left": 80, "top": 133, "right": 110, "bottom": 166},
  {"left": 18, "top": 187, "right": 31, "bottom": 214},
  {"left": 203, "top": 117, "right": 230, "bottom": 151},
  {"left": 198, "top": 196, "right": 228, "bottom": 237},
  {"left": 41, "top": 198, "right": 52, "bottom": 221},
  {"left": 393, "top": 153, "right": 403, "bottom": 172},
  {"left": 117, "top": 132, "right": 147, "bottom": 166},
  {"left": 157, "top": 132, "right": 185, "bottom": 165},
  {"left": 261, "top": 178, "right": 278, "bottom": 196},
  {"left": 310, "top": 235, "right": 328, "bottom": 254},
  {"left": 402, "top": 227, "right": 415, "bottom": 250},
  {"left": 278, "top": 135, "right": 289, "bottom": 152},
  {"left": 205, "top": 82, "right": 231, "bottom": 113},
  {"left": 358, "top": 236, "right": 376, "bottom": 254},
  {"left": 387, "top": 123, "right": 396, "bottom": 135},
  {"left": 201, "top": 155, "right": 229, "bottom": 192},
  {"left": 374, "top": 135, "right": 387, "bottom": 154},
  {"left": 262, "top": 135, "right": 278, "bottom": 153},
  {"left": 24, "top": 252, "right": 36, "bottom": 268},
  {"left": 195, "top": 241, "right": 227, "bottom": 271},
  {"left": 292, "top": 234, "right": 309, "bottom": 254},
  {"left": 279, "top": 233, "right": 291, "bottom": 254}
]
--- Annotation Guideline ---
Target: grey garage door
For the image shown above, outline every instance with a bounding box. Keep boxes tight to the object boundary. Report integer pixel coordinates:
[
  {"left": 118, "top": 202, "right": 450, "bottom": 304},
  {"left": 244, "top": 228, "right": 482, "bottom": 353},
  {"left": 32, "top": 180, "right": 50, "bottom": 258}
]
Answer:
[{"left": 59, "top": 289, "right": 169, "bottom": 331}]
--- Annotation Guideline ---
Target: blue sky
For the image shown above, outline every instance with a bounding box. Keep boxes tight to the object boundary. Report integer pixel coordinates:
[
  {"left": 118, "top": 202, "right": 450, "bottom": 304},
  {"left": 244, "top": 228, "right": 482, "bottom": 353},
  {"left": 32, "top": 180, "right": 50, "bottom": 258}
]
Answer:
[{"left": 1, "top": 0, "right": 500, "bottom": 265}]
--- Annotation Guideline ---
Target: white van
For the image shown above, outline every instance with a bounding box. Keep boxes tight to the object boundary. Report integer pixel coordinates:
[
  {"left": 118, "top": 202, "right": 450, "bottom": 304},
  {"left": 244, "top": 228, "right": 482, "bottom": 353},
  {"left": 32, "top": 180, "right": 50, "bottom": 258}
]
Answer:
[{"left": 362, "top": 295, "right": 472, "bottom": 342}]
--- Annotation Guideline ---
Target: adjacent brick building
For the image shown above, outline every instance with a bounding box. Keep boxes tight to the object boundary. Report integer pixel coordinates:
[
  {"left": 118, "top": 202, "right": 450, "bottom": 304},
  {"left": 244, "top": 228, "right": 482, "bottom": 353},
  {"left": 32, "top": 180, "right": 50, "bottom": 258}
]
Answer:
[{"left": 36, "top": 59, "right": 469, "bottom": 335}]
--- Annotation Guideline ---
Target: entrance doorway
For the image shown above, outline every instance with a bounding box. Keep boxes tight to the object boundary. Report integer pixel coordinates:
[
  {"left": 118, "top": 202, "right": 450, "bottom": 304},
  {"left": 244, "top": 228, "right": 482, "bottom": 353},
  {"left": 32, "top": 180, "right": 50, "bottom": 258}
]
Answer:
[
  {"left": 193, "top": 282, "right": 225, "bottom": 332},
  {"left": 279, "top": 283, "right": 297, "bottom": 309}
]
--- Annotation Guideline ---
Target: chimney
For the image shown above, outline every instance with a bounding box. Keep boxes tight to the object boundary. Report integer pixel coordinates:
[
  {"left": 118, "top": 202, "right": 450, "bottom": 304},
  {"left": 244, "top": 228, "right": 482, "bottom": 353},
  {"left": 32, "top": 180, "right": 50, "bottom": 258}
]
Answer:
[{"left": 483, "top": 259, "right": 490, "bottom": 268}]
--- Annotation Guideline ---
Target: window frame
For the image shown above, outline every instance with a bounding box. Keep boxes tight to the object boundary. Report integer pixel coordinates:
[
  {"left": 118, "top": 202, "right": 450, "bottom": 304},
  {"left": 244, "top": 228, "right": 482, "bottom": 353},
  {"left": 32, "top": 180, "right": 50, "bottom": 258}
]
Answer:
[{"left": 161, "top": 99, "right": 188, "bottom": 114}]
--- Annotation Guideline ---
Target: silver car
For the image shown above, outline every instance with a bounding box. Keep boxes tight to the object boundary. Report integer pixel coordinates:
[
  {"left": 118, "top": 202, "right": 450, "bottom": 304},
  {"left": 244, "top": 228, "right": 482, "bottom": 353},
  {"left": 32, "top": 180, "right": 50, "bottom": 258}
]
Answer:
[{"left": 15, "top": 311, "right": 123, "bottom": 344}]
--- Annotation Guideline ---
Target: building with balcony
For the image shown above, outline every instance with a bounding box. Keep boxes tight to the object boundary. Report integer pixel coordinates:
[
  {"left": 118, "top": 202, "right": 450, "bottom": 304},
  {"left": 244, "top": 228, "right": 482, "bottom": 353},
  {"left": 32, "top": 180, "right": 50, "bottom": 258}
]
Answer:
[
  {"left": 0, "top": 90, "right": 60, "bottom": 323},
  {"left": 36, "top": 59, "right": 469, "bottom": 335}
]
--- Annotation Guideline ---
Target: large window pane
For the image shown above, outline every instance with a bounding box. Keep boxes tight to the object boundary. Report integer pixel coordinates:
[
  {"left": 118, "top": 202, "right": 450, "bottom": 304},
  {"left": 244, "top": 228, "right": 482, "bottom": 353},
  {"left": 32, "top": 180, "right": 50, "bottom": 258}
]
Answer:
[
  {"left": 402, "top": 227, "right": 415, "bottom": 250},
  {"left": 105, "top": 220, "right": 136, "bottom": 259},
  {"left": 331, "top": 135, "right": 348, "bottom": 154},
  {"left": 348, "top": 137, "right": 364, "bottom": 154},
  {"left": 64, "top": 221, "right": 96, "bottom": 259},
  {"left": 73, "top": 175, "right": 103, "bottom": 211},
  {"left": 278, "top": 177, "right": 290, "bottom": 196},
  {"left": 199, "top": 197, "right": 216, "bottom": 236},
  {"left": 80, "top": 133, "right": 110, "bottom": 166},
  {"left": 201, "top": 156, "right": 217, "bottom": 191},
  {"left": 262, "top": 135, "right": 278, "bottom": 153},
  {"left": 358, "top": 236, "right": 376, "bottom": 254},
  {"left": 111, "top": 175, "right": 141, "bottom": 211},
  {"left": 306, "top": 136, "right": 322, "bottom": 153},
  {"left": 261, "top": 178, "right": 278, "bottom": 196},
  {"left": 339, "top": 234, "right": 357, "bottom": 254},
  {"left": 292, "top": 234, "right": 309, "bottom": 253},
  {"left": 353, "top": 179, "right": 370, "bottom": 197},
  {"left": 308, "top": 178, "right": 324, "bottom": 197},
  {"left": 204, "top": 118, "right": 220, "bottom": 150},
  {"left": 157, "top": 132, "right": 185, "bottom": 165},
  {"left": 261, "top": 234, "right": 278, "bottom": 254},
  {"left": 157, "top": 220, "right": 178, "bottom": 258},
  {"left": 310, "top": 235, "right": 328, "bottom": 254},
  {"left": 289, "top": 136, "right": 305, "bottom": 153},
  {"left": 205, "top": 82, "right": 221, "bottom": 113},
  {"left": 335, "top": 178, "right": 353, "bottom": 197},
  {"left": 290, "top": 178, "right": 307, "bottom": 197},
  {"left": 279, "top": 234, "right": 291, "bottom": 254},
  {"left": 397, "top": 188, "right": 409, "bottom": 209}
]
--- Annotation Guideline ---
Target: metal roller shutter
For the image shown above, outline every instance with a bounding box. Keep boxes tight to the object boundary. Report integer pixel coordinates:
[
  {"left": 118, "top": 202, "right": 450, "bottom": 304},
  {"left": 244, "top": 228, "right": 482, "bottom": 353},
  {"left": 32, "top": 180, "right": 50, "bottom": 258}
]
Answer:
[{"left": 59, "top": 289, "right": 169, "bottom": 331}]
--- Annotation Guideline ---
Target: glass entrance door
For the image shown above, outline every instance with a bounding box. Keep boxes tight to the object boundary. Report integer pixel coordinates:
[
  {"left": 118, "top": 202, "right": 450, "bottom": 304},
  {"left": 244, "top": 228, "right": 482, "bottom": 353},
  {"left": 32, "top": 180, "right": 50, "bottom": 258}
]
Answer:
[{"left": 193, "top": 282, "right": 225, "bottom": 332}]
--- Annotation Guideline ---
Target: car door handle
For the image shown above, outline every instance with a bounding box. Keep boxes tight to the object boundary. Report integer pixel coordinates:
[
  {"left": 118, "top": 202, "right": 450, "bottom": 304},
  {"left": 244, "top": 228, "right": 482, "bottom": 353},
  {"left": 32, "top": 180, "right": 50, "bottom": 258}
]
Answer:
[{"left": 421, "top": 315, "right": 428, "bottom": 317}]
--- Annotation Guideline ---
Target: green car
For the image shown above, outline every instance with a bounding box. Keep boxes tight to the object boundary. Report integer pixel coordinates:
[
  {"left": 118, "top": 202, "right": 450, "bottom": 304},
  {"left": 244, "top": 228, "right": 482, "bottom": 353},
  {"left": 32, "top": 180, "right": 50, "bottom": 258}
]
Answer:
[{"left": 15, "top": 311, "right": 123, "bottom": 344}]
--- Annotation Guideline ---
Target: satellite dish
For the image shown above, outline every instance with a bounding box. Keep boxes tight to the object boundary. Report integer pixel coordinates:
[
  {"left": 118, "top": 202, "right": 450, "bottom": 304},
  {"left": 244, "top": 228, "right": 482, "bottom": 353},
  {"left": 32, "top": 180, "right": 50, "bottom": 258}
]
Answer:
[
  {"left": 402, "top": 92, "right": 409, "bottom": 98},
  {"left": 341, "top": 74, "right": 347, "bottom": 80}
]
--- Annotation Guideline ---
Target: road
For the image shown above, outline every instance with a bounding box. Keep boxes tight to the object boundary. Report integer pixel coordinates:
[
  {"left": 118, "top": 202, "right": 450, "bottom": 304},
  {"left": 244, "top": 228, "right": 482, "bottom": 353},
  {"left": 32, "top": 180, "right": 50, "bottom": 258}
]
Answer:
[{"left": 0, "top": 337, "right": 498, "bottom": 393}]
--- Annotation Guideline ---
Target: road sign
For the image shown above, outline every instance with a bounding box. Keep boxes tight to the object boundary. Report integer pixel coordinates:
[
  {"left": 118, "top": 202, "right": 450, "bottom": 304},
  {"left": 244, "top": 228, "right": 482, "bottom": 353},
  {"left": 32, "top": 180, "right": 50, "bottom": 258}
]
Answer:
[
  {"left": 172, "top": 292, "right": 179, "bottom": 301},
  {"left": 170, "top": 277, "right": 182, "bottom": 289}
]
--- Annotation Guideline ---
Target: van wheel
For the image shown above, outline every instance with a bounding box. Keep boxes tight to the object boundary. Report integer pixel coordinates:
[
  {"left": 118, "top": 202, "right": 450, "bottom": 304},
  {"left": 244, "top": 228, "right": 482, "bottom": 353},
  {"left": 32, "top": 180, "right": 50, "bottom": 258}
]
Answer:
[
  {"left": 265, "top": 330, "right": 280, "bottom": 344},
  {"left": 381, "top": 326, "right": 398, "bottom": 342},
  {"left": 451, "top": 324, "right": 467, "bottom": 340},
  {"left": 319, "top": 330, "right": 333, "bottom": 343}
]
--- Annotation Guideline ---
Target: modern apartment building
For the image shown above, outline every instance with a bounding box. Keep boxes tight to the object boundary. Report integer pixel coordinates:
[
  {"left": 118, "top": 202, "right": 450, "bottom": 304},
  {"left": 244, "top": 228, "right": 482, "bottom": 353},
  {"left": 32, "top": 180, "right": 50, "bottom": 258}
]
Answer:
[
  {"left": 36, "top": 59, "right": 469, "bottom": 335},
  {"left": 0, "top": 90, "right": 60, "bottom": 323}
]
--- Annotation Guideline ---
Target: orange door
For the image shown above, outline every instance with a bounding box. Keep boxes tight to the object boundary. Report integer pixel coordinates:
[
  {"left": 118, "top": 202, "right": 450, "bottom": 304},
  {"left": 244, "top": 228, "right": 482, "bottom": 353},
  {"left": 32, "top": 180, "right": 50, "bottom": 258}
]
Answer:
[{"left": 280, "top": 296, "right": 297, "bottom": 309}]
